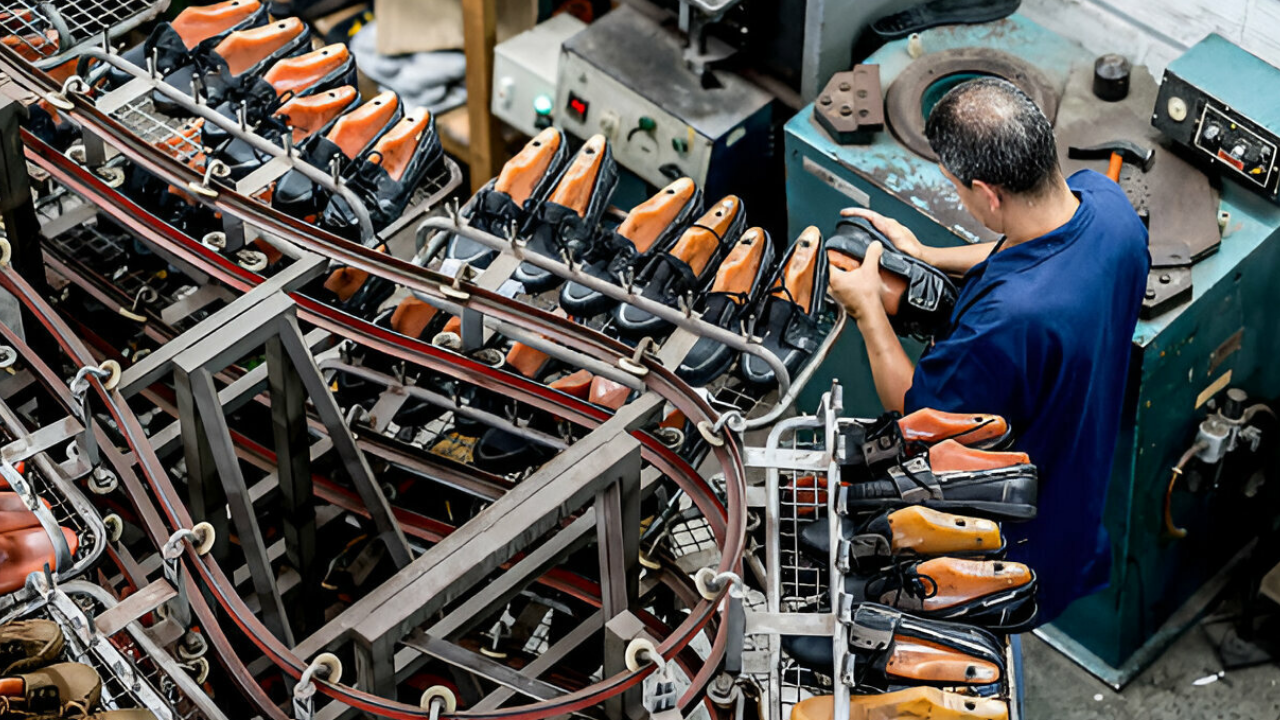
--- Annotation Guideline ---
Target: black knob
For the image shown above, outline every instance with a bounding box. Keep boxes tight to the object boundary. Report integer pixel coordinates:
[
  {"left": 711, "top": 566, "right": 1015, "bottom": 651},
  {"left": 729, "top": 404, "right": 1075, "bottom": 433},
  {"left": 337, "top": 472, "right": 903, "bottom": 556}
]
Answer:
[
  {"left": 1093, "top": 54, "right": 1131, "bottom": 102},
  {"left": 1223, "top": 388, "right": 1247, "bottom": 420},
  {"left": 658, "top": 163, "right": 682, "bottom": 181}
]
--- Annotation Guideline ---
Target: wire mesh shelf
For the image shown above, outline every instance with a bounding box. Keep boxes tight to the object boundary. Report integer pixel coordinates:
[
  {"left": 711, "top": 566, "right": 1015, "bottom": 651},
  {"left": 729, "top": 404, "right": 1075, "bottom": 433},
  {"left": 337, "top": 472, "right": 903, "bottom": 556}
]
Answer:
[{"left": 1, "top": 0, "right": 167, "bottom": 70}]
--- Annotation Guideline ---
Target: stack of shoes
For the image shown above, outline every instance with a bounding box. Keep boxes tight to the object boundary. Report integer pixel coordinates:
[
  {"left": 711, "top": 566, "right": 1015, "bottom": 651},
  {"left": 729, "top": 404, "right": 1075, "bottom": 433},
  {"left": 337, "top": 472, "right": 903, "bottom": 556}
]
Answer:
[
  {"left": 738, "top": 226, "right": 830, "bottom": 389},
  {"left": 0, "top": 618, "right": 157, "bottom": 719}
]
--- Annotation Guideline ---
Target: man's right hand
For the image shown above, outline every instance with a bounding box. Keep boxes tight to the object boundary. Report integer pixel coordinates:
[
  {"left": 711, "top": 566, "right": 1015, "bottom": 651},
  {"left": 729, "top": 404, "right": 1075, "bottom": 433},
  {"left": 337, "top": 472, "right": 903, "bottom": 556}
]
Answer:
[{"left": 841, "top": 208, "right": 931, "bottom": 265}]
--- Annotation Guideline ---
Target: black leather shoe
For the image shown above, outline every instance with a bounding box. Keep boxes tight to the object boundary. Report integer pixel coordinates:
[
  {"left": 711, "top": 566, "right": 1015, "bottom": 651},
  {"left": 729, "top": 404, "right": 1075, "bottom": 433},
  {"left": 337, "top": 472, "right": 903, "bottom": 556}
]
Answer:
[
  {"left": 202, "top": 43, "right": 359, "bottom": 152},
  {"left": 839, "top": 441, "right": 1038, "bottom": 521},
  {"left": 798, "top": 506, "right": 1006, "bottom": 568},
  {"left": 612, "top": 195, "right": 746, "bottom": 338},
  {"left": 844, "top": 557, "right": 1038, "bottom": 632},
  {"left": 273, "top": 91, "right": 402, "bottom": 220},
  {"left": 836, "top": 409, "right": 1013, "bottom": 482},
  {"left": 215, "top": 85, "right": 358, "bottom": 180},
  {"left": 675, "top": 227, "right": 774, "bottom": 386},
  {"left": 559, "top": 177, "right": 702, "bottom": 318},
  {"left": 825, "top": 217, "right": 958, "bottom": 339},
  {"left": 320, "top": 108, "right": 444, "bottom": 239},
  {"left": 444, "top": 127, "right": 570, "bottom": 271},
  {"left": 738, "top": 226, "right": 829, "bottom": 388},
  {"left": 512, "top": 134, "right": 618, "bottom": 294},
  {"left": 102, "top": 0, "right": 269, "bottom": 89}
]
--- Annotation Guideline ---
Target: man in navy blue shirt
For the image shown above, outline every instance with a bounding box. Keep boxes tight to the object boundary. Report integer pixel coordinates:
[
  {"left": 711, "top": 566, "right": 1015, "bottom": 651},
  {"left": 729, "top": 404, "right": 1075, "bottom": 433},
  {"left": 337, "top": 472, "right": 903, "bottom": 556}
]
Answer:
[{"left": 828, "top": 77, "right": 1150, "bottom": 624}]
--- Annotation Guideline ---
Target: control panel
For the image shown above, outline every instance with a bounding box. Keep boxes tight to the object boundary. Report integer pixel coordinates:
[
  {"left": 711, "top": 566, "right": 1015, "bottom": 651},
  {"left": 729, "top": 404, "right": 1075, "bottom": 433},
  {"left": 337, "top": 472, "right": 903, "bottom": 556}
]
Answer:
[
  {"left": 1153, "top": 34, "right": 1280, "bottom": 204},
  {"left": 492, "top": 15, "right": 585, "bottom": 137},
  {"left": 554, "top": 6, "right": 771, "bottom": 196}
]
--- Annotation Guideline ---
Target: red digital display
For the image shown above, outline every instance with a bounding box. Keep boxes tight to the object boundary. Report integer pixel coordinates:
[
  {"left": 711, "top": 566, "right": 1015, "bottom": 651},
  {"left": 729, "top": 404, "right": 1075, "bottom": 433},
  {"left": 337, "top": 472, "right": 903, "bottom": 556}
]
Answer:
[{"left": 567, "top": 92, "right": 589, "bottom": 123}]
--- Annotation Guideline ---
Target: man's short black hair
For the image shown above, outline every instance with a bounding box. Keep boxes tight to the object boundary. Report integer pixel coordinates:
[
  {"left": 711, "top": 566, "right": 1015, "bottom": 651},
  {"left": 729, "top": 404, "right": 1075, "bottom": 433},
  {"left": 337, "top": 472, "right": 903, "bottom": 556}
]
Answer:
[{"left": 925, "top": 77, "right": 1060, "bottom": 196}]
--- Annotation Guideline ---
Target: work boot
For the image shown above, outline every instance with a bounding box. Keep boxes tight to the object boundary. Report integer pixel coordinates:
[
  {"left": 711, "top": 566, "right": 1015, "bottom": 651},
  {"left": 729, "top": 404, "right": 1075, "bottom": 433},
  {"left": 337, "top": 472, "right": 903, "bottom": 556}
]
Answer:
[
  {"left": 676, "top": 227, "right": 775, "bottom": 387},
  {"left": 839, "top": 441, "right": 1038, "bottom": 521},
  {"left": 739, "top": 226, "right": 830, "bottom": 388},
  {"left": 612, "top": 196, "right": 747, "bottom": 338},
  {"left": 0, "top": 662, "right": 102, "bottom": 718},
  {"left": 0, "top": 621, "right": 63, "bottom": 676},
  {"left": 790, "top": 688, "right": 1009, "bottom": 720},
  {"left": 826, "top": 217, "right": 957, "bottom": 339},
  {"left": 82, "top": 712, "right": 158, "bottom": 720},
  {"left": 445, "top": 128, "right": 570, "bottom": 271},
  {"left": 798, "top": 506, "right": 1006, "bottom": 569},
  {"left": 838, "top": 409, "right": 1013, "bottom": 480},
  {"left": 559, "top": 177, "right": 703, "bottom": 318},
  {"left": 844, "top": 557, "right": 1038, "bottom": 632},
  {"left": 513, "top": 135, "right": 619, "bottom": 294}
]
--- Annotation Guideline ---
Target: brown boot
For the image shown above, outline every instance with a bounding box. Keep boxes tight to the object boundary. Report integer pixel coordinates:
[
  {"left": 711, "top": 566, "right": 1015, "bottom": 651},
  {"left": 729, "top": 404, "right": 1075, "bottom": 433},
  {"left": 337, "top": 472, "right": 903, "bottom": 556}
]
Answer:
[
  {"left": 0, "top": 620, "right": 63, "bottom": 676},
  {"left": 0, "top": 662, "right": 101, "bottom": 718}
]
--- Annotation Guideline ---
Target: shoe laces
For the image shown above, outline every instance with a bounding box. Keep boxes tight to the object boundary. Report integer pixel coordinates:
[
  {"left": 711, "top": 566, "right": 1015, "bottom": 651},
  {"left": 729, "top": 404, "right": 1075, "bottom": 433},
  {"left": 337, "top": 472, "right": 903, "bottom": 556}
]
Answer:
[{"left": 865, "top": 559, "right": 939, "bottom": 605}]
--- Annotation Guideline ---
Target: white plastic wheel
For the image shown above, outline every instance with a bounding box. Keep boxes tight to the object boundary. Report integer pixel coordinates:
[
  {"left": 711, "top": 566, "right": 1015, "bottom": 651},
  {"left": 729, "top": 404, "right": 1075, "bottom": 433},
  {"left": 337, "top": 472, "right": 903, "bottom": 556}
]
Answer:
[
  {"left": 419, "top": 685, "right": 457, "bottom": 713},
  {"left": 237, "top": 250, "right": 268, "bottom": 272},
  {"left": 431, "top": 332, "right": 462, "bottom": 351},
  {"left": 191, "top": 521, "right": 216, "bottom": 556},
  {"left": 89, "top": 470, "right": 118, "bottom": 495},
  {"left": 99, "top": 360, "right": 122, "bottom": 391},
  {"left": 618, "top": 356, "right": 649, "bottom": 377},
  {"left": 624, "top": 637, "right": 659, "bottom": 673},
  {"left": 694, "top": 567, "right": 720, "bottom": 600},
  {"left": 188, "top": 656, "right": 210, "bottom": 684},
  {"left": 696, "top": 421, "right": 725, "bottom": 448},
  {"left": 312, "top": 652, "right": 343, "bottom": 685},
  {"left": 0, "top": 239, "right": 11, "bottom": 267},
  {"left": 102, "top": 513, "right": 123, "bottom": 543}
]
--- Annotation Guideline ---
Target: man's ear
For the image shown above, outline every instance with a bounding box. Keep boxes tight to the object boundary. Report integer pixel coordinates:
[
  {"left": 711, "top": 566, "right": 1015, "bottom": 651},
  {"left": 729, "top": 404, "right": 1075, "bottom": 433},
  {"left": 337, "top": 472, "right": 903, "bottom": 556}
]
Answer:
[{"left": 971, "top": 180, "right": 1002, "bottom": 214}]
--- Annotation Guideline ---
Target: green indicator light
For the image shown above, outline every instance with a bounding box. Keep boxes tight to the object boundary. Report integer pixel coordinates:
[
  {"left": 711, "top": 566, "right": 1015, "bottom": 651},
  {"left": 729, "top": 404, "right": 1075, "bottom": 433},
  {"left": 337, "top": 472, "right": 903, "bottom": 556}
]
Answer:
[
  {"left": 672, "top": 137, "right": 688, "bottom": 153},
  {"left": 533, "top": 95, "right": 553, "bottom": 115},
  {"left": 638, "top": 116, "right": 657, "bottom": 131}
]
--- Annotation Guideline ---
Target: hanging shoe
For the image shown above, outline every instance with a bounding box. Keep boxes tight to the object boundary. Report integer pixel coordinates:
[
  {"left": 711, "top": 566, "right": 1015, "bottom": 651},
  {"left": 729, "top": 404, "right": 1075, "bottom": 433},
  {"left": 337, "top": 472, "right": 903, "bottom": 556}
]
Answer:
[
  {"left": 738, "top": 226, "right": 829, "bottom": 388},
  {"left": 202, "top": 43, "right": 359, "bottom": 152},
  {"left": 790, "top": 688, "right": 1009, "bottom": 720},
  {"left": 513, "top": 135, "right": 619, "bottom": 294},
  {"left": 558, "top": 177, "right": 703, "bottom": 318},
  {"left": 445, "top": 127, "right": 570, "bottom": 271},
  {"left": 320, "top": 108, "right": 444, "bottom": 239},
  {"left": 612, "top": 195, "right": 747, "bottom": 338},
  {"left": 103, "top": 0, "right": 268, "bottom": 88},
  {"left": 216, "top": 85, "right": 359, "bottom": 180},
  {"left": 153, "top": 18, "right": 311, "bottom": 113},
  {"left": 845, "top": 557, "right": 1038, "bottom": 632},
  {"left": 826, "top": 217, "right": 958, "bottom": 339},
  {"left": 836, "top": 409, "right": 1012, "bottom": 480},
  {"left": 273, "top": 91, "right": 403, "bottom": 221},
  {"left": 0, "top": 662, "right": 102, "bottom": 718},
  {"left": 839, "top": 440, "right": 1038, "bottom": 521},
  {"left": 798, "top": 506, "right": 1005, "bottom": 569},
  {"left": 676, "top": 226, "right": 775, "bottom": 386},
  {"left": 0, "top": 620, "right": 63, "bottom": 676}
]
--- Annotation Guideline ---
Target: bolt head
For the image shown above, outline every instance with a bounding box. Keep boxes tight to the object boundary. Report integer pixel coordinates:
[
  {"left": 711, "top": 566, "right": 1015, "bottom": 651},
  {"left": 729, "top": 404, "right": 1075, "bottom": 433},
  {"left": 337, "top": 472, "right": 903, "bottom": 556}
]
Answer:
[
  {"left": 838, "top": 82, "right": 851, "bottom": 92},
  {"left": 1145, "top": 288, "right": 1157, "bottom": 299},
  {"left": 1159, "top": 273, "right": 1171, "bottom": 283},
  {"left": 820, "top": 95, "right": 832, "bottom": 105},
  {"left": 840, "top": 105, "right": 853, "bottom": 116}
]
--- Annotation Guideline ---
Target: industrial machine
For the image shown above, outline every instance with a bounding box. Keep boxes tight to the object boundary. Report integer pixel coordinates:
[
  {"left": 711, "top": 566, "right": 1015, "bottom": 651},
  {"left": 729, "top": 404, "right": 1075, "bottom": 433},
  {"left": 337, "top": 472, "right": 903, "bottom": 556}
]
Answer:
[
  {"left": 492, "top": 14, "right": 586, "bottom": 137},
  {"left": 784, "top": 17, "right": 1280, "bottom": 686}
]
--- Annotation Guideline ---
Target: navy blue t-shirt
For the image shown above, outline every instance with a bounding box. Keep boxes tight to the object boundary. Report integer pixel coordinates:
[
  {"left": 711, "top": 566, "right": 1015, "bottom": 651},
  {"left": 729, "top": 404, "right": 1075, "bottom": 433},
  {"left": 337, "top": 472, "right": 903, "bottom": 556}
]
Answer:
[{"left": 904, "top": 170, "right": 1150, "bottom": 624}]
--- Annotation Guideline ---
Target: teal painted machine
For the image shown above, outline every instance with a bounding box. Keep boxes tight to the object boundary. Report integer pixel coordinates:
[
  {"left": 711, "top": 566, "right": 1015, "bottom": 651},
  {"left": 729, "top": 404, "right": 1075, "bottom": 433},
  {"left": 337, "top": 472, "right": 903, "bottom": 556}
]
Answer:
[{"left": 784, "top": 18, "right": 1280, "bottom": 685}]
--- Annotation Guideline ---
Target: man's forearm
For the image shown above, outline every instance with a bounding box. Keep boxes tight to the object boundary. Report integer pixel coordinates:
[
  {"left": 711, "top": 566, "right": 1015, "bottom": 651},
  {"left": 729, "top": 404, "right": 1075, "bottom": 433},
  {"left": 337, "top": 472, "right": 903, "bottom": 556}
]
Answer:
[
  {"left": 858, "top": 309, "right": 915, "bottom": 414},
  {"left": 921, "top": 242, "right": 997, "bottom": 276}
]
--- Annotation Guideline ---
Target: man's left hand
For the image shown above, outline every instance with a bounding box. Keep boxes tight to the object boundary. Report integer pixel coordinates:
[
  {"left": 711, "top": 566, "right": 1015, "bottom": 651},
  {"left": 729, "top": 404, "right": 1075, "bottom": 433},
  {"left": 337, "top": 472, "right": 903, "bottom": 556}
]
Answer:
[{"left": 829, "top": 241, "right": 889, "bottom": 323}]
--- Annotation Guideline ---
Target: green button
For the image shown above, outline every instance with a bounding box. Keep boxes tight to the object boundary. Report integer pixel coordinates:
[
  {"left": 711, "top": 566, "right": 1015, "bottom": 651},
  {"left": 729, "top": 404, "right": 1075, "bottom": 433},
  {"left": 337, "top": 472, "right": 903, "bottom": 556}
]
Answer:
[
  {"left": 533, "top": 94, "right": 553, "bottom": 115},
  {"left": 638, "top": 116, "right": 657, "bottom": 132},
  {"left": 671, "top": 137, "right": 688, "bottom": 153}
]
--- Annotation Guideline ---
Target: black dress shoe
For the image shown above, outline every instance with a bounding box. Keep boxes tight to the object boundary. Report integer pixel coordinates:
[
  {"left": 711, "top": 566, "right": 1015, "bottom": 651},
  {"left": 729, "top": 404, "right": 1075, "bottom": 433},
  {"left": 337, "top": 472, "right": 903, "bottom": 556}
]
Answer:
[
  {"left": 202, "top": 43, "right": 359, "bottom": 152},
  {"left": 825, "top": 217, "right": 958, "bottom": 339},
  {"left": 102, "top": 0, "right": 269, "bottom": 89},
  {"left": 738, "top": 226, "right": 830, "bottom": 388},
  {"left": 512, "top": 134, "right": 618, "bottom": 294},
  {"left": 612, "top": 195, "right": 747, "bottom": 338},
  {"left": 676, "top": 226, "right": 775, "bottom": 386},
  {"left": 444, "top": 127, "right": 569, "bottom": 271},
  {"left": 839, "top": 441, "right": 1038, "bottom": 521},
  {"left": 320, "top": 108, "right": 444, "bottom": 239},
  {"left": 559, "top": 177, "right": 702, "bottom": 318},
  {"left": 273, "top": 91, "right": 403, "bottom": 221},
  {"left": 215, "top": 86, "right": 358, "bottom": 180},
  {"left": 844, "top": 557, "right": 1038, "bottom": 632},
  {"left": 797, "top": 506, "right": 1006, "bottom": 568}
]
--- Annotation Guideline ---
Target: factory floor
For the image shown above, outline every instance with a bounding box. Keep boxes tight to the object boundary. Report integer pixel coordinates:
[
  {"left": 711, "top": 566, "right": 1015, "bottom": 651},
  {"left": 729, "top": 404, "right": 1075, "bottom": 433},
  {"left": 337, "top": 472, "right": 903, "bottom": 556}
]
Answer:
[{"left": 1023, "top": 625, "right": 1280, "bottom": 719}]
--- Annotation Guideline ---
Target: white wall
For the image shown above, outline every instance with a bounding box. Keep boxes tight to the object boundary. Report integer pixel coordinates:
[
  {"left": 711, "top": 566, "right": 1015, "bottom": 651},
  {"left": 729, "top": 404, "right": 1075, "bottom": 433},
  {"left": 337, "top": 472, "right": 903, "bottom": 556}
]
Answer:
[{"left": 1021, "top": 0, "right": 1280, "bottom": 75}]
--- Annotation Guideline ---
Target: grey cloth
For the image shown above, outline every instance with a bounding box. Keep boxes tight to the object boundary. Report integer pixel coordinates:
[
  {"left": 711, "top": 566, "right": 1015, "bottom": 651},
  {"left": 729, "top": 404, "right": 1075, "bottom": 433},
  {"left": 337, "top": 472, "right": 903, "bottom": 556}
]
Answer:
[{"left": 351, "top": 21, "right": 468, "bottom": 114}]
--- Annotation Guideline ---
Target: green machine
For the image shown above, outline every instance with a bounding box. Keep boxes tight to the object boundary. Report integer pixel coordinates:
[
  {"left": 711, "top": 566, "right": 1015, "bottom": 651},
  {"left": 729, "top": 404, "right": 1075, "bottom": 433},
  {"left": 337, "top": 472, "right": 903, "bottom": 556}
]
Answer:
[{"left": 784, "top": 18, "right": 1280, "bottom": 685}]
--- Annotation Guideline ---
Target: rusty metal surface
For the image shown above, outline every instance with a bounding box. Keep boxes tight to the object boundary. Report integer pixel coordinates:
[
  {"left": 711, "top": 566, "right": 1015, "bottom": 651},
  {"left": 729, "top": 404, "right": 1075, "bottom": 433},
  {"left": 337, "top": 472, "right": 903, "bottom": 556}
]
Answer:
[
  {"left": 885, "top": 46, "right": 1059, "bottom": 161},
  {"left": 1056, "top": 64, "right": 1222, "bottom": 269},
  {"left": 813, "top": 65, "right": 884, "bottom": 144}
]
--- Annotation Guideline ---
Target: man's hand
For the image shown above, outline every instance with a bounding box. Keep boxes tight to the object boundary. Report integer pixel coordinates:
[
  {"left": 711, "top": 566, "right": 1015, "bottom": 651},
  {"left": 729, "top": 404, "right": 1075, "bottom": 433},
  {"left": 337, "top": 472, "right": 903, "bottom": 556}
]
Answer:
[
  {"left": 829, "top": 241, "right": 888, "bottom": 323},
  {"left": 841, "top": 208, "right": 931, "bottom": 265}
]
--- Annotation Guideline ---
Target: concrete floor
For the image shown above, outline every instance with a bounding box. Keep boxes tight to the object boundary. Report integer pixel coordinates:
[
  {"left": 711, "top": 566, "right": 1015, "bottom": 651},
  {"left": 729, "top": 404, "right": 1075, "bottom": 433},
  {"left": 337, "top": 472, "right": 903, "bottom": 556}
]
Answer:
[{"left": 1024, "top": 626, "right": 1280, "bottom": 719}]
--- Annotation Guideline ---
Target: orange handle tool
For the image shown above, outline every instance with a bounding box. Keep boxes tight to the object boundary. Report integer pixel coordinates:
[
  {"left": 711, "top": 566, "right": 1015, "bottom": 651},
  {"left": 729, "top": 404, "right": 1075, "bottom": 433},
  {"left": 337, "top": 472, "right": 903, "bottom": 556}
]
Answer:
[{"left": 1106, "top": 152, "right": 1124, "bottom": 182}]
